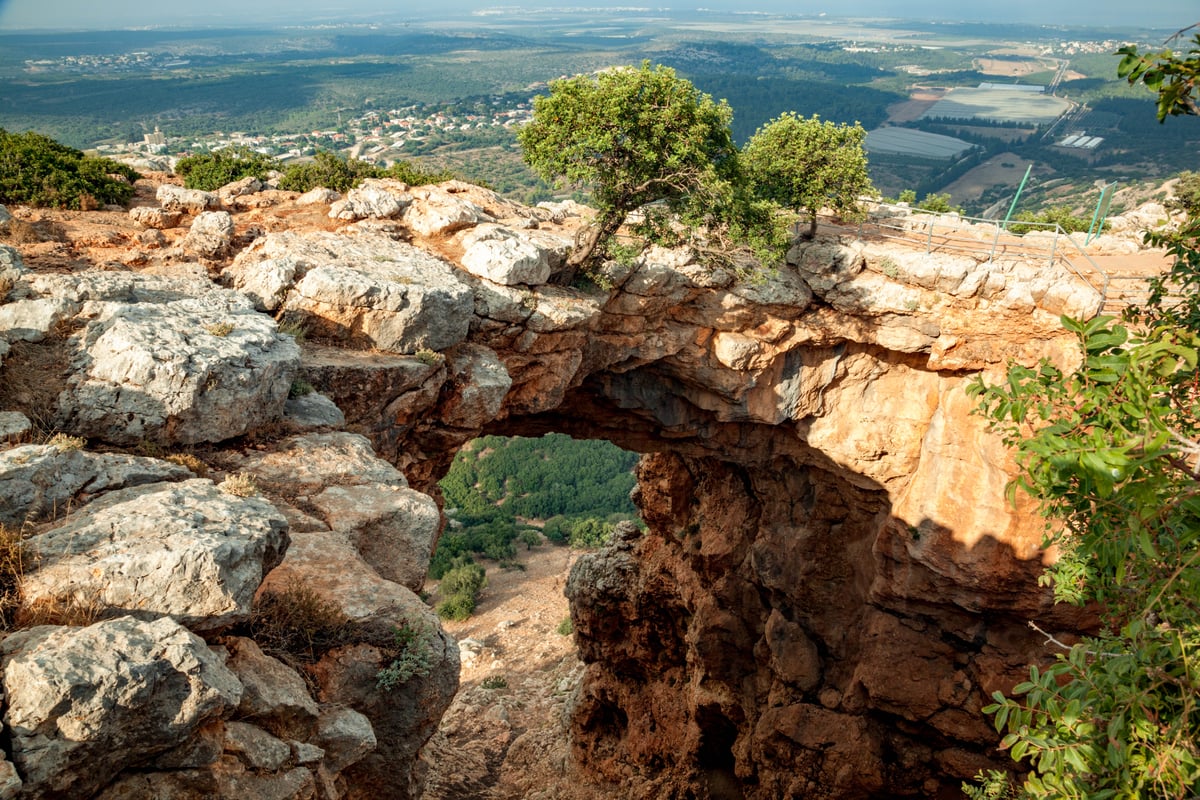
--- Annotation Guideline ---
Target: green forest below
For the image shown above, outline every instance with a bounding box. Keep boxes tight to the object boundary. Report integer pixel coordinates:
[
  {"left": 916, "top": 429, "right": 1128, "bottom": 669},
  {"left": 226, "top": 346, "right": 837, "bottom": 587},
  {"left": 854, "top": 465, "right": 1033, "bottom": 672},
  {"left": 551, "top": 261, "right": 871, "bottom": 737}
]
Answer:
[{"left": 430, "top": 434, "right": 641, "bottom": 578}]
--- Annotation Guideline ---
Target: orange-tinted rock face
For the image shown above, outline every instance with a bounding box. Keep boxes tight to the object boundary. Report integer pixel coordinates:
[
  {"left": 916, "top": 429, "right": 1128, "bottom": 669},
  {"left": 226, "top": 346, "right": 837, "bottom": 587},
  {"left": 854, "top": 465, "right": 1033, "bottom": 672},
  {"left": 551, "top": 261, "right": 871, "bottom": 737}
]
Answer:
[{"left": 3, "top": 178, "right": 1107, "bottom": 798}]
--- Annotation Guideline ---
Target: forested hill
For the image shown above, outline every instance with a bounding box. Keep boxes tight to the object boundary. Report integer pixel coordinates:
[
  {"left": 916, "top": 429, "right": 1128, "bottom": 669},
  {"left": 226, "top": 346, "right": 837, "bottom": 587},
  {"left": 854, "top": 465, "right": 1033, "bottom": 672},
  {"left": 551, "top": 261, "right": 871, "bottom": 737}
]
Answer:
[
  {"left": 441, "top": 434, "right": 638, "bottom": 520},
  {"left": 431, "top": 434, "right": 641, "bottom": 577}
]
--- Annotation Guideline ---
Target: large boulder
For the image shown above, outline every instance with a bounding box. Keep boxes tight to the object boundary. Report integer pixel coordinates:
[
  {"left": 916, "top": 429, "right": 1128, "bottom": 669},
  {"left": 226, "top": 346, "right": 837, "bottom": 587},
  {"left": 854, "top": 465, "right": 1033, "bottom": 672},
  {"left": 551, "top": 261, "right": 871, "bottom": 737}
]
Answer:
[
  {"left": 1, "top": 616, "right": 243, "bottom": 799},
  {"left": 222, "top": 637, "right": 319, "bottom": 740},
  {"left": 55, "top": 291, "right": 300, "bottom": 446},
  {"left": 157, "top": 184, "right": 219, "bottom": 215},
  {"left": 0, "top": 443, "right": 191, "bottom": 527},
  {"left": 458, "top": 224, "right": 552, "bottom": 286},
  {"left": 21, "top": 479, "right": 289, "bottom": 631},
  {"left": 329, "top": 179, "right": 412, "bottom": 221},
  {"left": 183, "top": 210, "right": 236, "bottom": 258},
  {"left": 258, "top": 530, "right": 459, "bottom": 800},
  {"left": 402, "top": 185, "right": 490, "bottom": 237},
  {"left": 270, "top": 232, "right": 474, "bottom": 353},
  {"left": 128, "top": 206, "right": 182, "bottom": 230},
  {"left": 234, "top": 431, "right": 437, "bottom": 591}
]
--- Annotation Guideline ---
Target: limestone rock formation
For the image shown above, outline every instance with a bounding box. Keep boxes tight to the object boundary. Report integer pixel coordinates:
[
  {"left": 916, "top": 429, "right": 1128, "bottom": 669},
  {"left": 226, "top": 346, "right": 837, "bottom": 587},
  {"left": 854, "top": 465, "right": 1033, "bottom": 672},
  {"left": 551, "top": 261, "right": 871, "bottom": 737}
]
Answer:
[
  {"left": 55, "top": 290, "right": 299, "bottom": 445},
  {"left": 0, "top": 171, "right": 1138, "bottom": 799},
  {"left": 183, "top": 210, "right": 235, "bottom": 258},
  {"left": 1, "top": 616, "right": 242, "bottom": 799},
  {"left": 0, "top": 443, "right": 192, "bottom": 526},
  {"left": 329, "top": 178, "right": 412, "bottom": 221},
  {"left": 21, "top": 479, "right": 289, "bottom": 630},
  {"left": 128, "top": 206, "right": 182, "bottom": 230},
  {"left": 156, "top": 184, "right": 219, "bottom": 215}
]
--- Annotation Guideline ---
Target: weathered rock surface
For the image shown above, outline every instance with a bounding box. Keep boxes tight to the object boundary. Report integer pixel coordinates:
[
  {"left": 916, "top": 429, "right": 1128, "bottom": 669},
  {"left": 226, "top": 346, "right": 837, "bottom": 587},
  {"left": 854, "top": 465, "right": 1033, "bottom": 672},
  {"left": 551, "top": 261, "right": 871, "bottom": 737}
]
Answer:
[
  {"left": 183, "top": 210, "right": 235, "bottom": 258},
  {"left": 21, "top": 479, "right": 289, "bottom": 630},
  {"left": 403, "top": 184, "right": 490, "bottom": 237},
  {"left": 0, "top": 175, "right": 1132, "bottom": 800},
  {"left": 259, "top": 529, "right": 459, "bottom": 800},
  {"left": 329, "top": 178, "right": 412, "bottom": 221},
  {"left": 230, "top": 230, "right": 475, "bottom": 353},
  {"left": 55, "top": 291, "right": 299, "bottom": 445},
  {"left": 223, "top": 637, "right": 319, "bottom": 740},
  {"left": 0, "top": 443, "right": 191, "bottom": 526},
  {"left": 459, "top": 224, "right": 552, "bottom": 285},
  {"left": 156, "top": 184, "right": 218, "bottom": 214},
  {"left": 1, "top": 616, "right": 242, "bottom": 799},
  {"left": 128, "top": 206, "right": 182, "bottom": 230}
]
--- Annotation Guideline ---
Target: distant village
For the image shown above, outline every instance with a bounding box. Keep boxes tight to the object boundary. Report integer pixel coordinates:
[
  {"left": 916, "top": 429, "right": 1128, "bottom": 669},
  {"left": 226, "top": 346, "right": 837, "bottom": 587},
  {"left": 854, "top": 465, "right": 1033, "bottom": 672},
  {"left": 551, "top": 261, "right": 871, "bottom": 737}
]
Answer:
[{"left": 92, "top": 96, "right": 538, "bottom": 168}]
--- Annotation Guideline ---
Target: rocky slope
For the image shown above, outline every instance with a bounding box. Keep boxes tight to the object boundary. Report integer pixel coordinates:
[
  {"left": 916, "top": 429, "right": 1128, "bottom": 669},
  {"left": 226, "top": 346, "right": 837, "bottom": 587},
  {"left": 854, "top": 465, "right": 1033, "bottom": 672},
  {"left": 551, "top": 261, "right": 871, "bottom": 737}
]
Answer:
[{"left": 0, "top": 174, "right": 1164, "bottom": 798}]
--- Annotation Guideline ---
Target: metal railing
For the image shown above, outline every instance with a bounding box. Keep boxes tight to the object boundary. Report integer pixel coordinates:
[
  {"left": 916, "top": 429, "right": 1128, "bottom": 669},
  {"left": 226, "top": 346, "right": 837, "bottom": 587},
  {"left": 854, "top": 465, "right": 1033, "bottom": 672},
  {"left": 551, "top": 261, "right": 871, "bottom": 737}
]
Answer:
[{"left": 835, "top": 201, "right": 1111, "bottom": 308}]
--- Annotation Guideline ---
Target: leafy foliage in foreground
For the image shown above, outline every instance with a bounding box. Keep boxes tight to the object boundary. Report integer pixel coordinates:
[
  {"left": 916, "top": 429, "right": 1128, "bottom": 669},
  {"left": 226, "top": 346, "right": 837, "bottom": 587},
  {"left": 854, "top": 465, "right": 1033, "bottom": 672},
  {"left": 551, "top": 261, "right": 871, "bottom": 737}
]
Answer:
[
  {"left": 967, "top": 40, "right": 1200, "bottom": 798},
  {"left": 1118, "top": 25, "right": 1200, "bottom": 121},
  {"left": 0, "top": 128, "right": 139, "bottom": 209},
  {"left": 968, "top": 217, "right": 1200, "bottom": 800}
]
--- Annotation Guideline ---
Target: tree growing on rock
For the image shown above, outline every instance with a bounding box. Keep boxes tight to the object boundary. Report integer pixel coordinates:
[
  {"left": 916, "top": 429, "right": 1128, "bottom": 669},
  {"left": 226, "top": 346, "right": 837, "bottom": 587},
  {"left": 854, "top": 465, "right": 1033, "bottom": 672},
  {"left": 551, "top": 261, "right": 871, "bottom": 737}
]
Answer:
[
  {"left": 741, "top": 113, "right": 873, "bottom": 239},
  {"left": 517, "top": 62, "right": 740, "bottom": 271}
]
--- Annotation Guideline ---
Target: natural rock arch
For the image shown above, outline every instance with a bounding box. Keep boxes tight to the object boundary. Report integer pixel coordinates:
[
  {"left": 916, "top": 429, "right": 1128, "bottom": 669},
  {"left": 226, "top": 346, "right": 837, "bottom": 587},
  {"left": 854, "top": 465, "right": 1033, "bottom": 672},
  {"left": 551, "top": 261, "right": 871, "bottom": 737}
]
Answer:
[
  {"left": 247, "top": 184, "right": 1104, "bottom": 797},
  {"left": 0, "top": 178, "right": 1121, "bottom": 799}
]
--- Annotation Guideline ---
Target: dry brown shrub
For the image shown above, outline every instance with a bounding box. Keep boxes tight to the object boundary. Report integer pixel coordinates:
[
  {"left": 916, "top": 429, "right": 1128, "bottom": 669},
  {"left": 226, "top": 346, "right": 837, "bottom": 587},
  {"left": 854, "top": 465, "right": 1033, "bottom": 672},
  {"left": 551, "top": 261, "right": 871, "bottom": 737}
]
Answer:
[
  {"left": 0, "top": 525, "right": 26, "bottom": 631},
  {"left": 165, "top": 453, "right": 208, "bottom": 477},
  {"left": 250, "top": 586, "right": 354, "bottom": 665},
  {"left": 2, "top": 218, "right": 40, "bottom": 244}
]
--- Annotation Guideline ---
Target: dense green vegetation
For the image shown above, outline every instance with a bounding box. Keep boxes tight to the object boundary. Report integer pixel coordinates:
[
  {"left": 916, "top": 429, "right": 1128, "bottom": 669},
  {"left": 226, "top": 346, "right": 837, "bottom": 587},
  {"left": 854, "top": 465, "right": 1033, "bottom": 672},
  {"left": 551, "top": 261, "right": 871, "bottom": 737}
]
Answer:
[
  {"left": 0, "top": 128, "right": 139, "bottom": 209},
  {"left": 176, "top": 145, "right": 277, "bottom": 190},
  {"left": 967, "top": 39, "right": 1200, "bottom": 798},
  {"left": 176, "top": 147, "right": 455, "bottom": 192},
  {"left": 743, "top": 113, "right": 873, "bottom": 237},
  {"left": 434, "top": 558, "right": 487, "bottom": 621},
  {"left": 431, "top": 434, "right": 640, "bottom": 579}
]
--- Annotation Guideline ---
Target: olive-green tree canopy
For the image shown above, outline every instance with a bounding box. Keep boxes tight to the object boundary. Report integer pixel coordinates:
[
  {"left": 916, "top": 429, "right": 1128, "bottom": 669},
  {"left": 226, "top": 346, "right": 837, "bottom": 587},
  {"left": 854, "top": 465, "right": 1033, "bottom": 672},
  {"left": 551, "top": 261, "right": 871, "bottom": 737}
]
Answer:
[
  {"left": 518, "top": 62, "right": 739, "bottom": 269},
  {"left": 742, "top": 112, "right": 873, "bottom": 238}
]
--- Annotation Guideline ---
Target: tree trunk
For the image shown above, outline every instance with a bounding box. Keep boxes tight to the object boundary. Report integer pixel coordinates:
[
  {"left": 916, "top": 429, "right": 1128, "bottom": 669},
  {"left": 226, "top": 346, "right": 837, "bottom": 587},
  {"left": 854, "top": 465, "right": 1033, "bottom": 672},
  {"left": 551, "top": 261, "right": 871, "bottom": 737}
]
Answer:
[{"left": 566, "top": 212, "right": 625, "bottom": 270}]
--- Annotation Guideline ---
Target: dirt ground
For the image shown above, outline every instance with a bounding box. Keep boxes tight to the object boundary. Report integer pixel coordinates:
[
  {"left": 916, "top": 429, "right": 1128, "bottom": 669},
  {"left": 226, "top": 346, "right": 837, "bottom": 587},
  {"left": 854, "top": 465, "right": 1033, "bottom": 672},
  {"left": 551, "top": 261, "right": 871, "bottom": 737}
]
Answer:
[
  {"left": 885, "top": 89, "right": 945, "bottom": 124},
  {"left": 939, "top": 152, "right": 1035, "bottom": 204},
  {"left": 420, "top": 545, "right": 608, "bottom": 800},
  {"left": 976, "top": 57, "right": 1040, "bottom": 77}
]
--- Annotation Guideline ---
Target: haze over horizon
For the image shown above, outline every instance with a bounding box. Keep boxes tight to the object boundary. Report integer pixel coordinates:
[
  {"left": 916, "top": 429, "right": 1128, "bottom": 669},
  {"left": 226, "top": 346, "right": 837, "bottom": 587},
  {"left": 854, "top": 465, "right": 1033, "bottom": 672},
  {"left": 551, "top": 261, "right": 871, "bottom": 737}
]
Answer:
[{"left": 0, "top": 0, "right": 1195, "bottom": 32}]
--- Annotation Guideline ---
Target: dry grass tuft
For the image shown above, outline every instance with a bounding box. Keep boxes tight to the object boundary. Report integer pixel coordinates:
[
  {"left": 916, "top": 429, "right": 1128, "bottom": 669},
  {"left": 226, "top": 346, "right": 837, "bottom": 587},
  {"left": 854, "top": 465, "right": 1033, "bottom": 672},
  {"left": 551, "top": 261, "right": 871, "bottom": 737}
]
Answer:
[
  {"left": 219, "top": 472, "right": 258, "bottom": 497},
  {"left": 0, "top": 525, "right": 26, "bottom": 631},
  {"left": 165, "top": 453, "right": 208, "bottom": 477},
  {"left": 46, "top": 432, "right": 86, "bottom": 452},
  {"left": 16, "top": 594, "right": 106, "bottom": 629}
]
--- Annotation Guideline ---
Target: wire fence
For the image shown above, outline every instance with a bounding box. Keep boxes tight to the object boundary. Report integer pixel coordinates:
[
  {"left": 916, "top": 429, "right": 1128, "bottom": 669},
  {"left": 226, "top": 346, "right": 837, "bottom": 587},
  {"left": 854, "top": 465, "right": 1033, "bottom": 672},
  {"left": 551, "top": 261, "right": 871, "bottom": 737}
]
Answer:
[{"left": 834, "top": 201, "right": 1112, "bottom": 308}]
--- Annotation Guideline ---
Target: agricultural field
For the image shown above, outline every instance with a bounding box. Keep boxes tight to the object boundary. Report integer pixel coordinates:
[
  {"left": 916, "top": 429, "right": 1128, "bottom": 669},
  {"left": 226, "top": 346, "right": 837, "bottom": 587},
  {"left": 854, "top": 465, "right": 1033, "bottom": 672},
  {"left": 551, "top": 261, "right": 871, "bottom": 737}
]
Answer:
[{"left": 0, "top": 9, "right": 1194, "bottom": 213}]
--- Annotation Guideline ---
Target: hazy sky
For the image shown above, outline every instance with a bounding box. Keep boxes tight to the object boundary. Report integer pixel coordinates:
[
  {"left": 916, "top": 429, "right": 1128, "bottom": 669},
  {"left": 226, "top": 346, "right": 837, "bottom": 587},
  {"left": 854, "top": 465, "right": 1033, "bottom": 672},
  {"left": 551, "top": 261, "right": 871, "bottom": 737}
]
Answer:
[{"left": 0, "top": 0, "right": 1195, "bottom": 31}]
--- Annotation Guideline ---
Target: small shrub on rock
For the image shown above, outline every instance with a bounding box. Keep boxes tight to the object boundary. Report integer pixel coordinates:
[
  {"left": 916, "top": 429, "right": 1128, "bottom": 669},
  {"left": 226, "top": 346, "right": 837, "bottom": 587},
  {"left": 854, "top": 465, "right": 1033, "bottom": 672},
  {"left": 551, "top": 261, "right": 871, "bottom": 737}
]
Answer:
[
  {"left": 376, "top": 621, "right": 436, "bottom": 691},
  {"left": 175, "top": 146, "right": 277, "bottom": 191},
  {"left": 250, "top": 586, "right": 354, "bottom": 664},
  {"left": 219, "top": 472, "right": 259, "bottom": 497}
]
